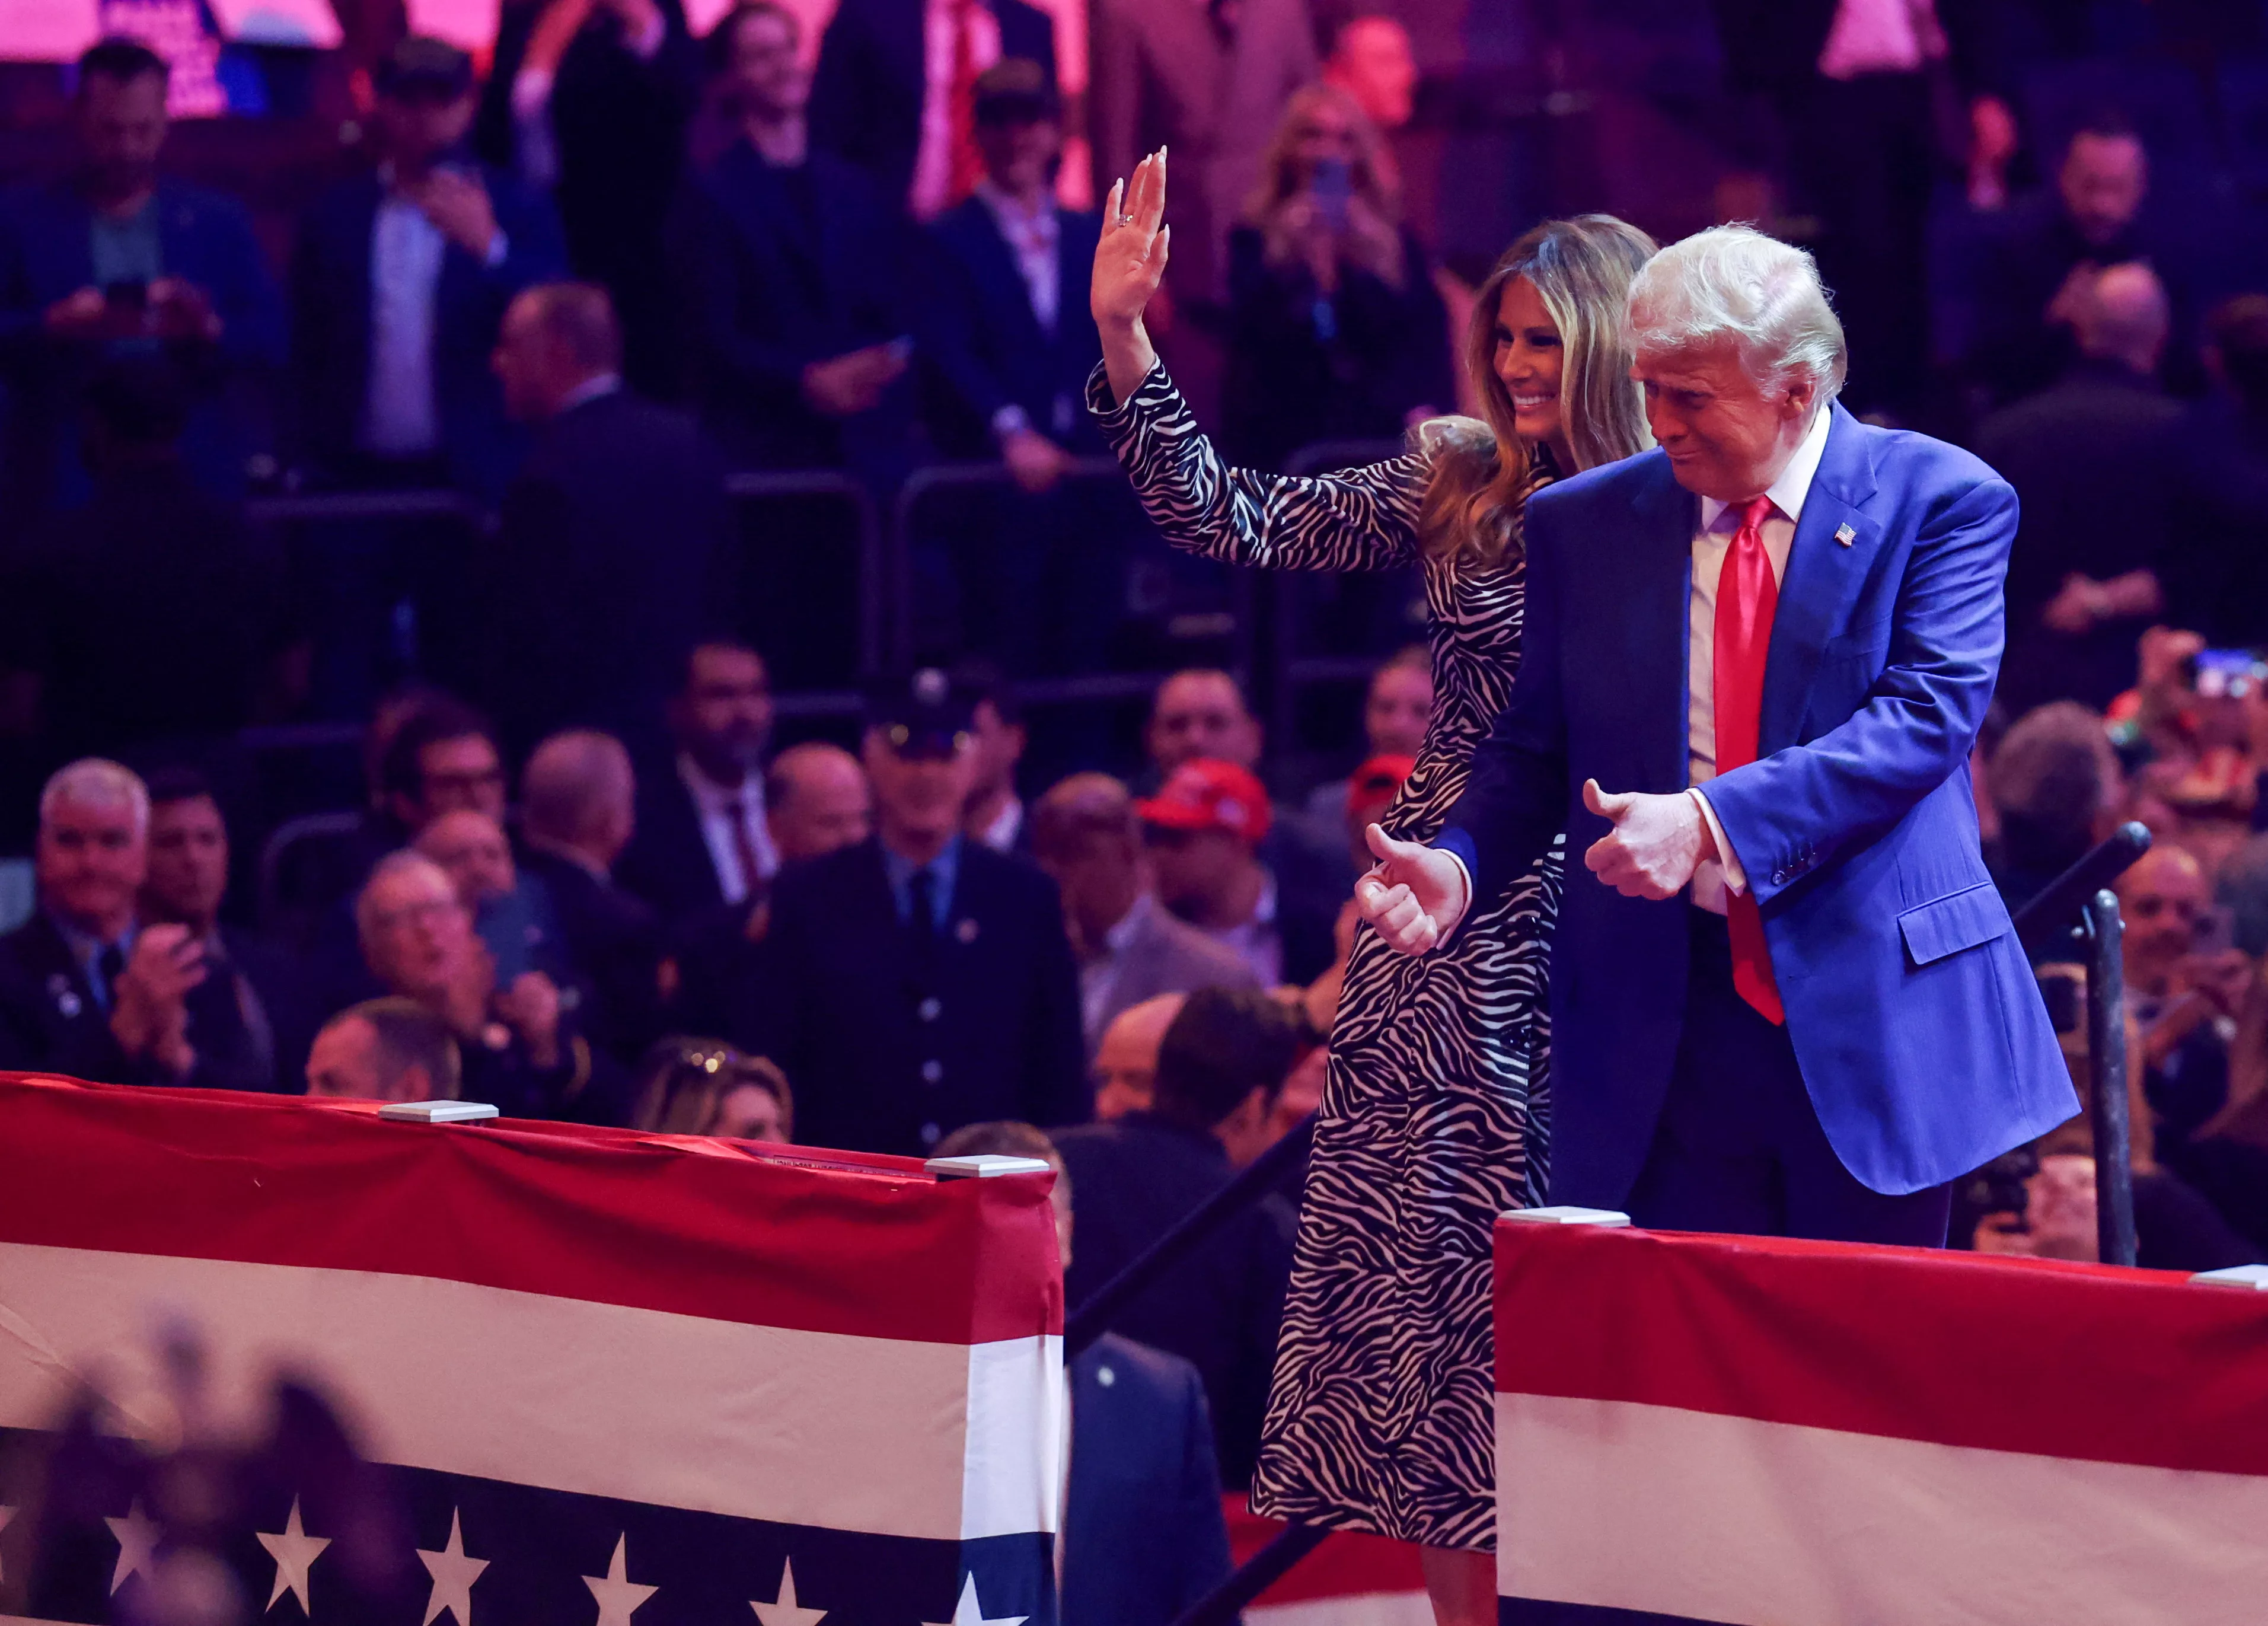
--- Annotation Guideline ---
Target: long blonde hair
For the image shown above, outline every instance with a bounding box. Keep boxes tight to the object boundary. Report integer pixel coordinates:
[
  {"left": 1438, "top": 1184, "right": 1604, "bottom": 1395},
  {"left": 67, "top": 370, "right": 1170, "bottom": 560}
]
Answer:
[
  {"left": 1243, "top": 85, "right": 1405, "bottom": 286},
  {"left": 1417, "top": 215, "right": 1657, "bottom": 565}
]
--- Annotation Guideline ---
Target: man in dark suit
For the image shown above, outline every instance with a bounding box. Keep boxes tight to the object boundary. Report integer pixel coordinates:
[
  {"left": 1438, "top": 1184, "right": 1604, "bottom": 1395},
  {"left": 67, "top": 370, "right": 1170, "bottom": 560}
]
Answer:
[
  {"left": 139, "top": 767, "right": 315, "bottom": 1093},
  {"left": 476, "top": 0, "right": 701, "bottom": 395},
  {"left": 481, "top": 281, "right": 733, "bottom": 750},
  {"left": 617, "top": 641, "right": 779, "bottom": 927},
  {"left": 0, "top": 760, "right": 254, "bottom": 1089},
  {"left": 671, "top": 3, "right": 918, "bottom": 477},
  {"left": 934, "top": 1120, "right": 1234, "bottom": 1626},
  {"left": 1974, "top": 261, "right": 2182, "bottom": 711},
  {"left": 731, "top": 669, "right": 1086, "bottom": 1155},
  {"left": 289, "top": 36, "right": 566, "bottom": 499},
  {"left": 924, "top": 60, "right": 1103, "bottom": 473},
  {"left": 1357, "top": 225, "right": 2072, "bottom": 1244},
  {"left": 1032, "top": 772, "right": 1258, "bottom": 1054},
  {"left": 1053, "top": 986, "right": 1306, "bottom": 1488},
  {"left": 518, "top": 729, "right": 665, "bottom": 1062},
  {"left": 1953, "top": 112, "right": 2209, "bottom": 409},
  {"left": 0, "top": 37, "right": 282, "bottom": 519},
  {"left": 809, "top": 0, "right": 1055, "bottom": 222}
]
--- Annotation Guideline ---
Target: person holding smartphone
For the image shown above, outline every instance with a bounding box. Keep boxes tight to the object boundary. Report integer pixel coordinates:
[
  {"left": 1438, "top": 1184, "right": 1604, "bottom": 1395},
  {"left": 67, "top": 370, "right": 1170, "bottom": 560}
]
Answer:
[{"left": 1221, "top": 85, "right": 1453, "bottom": 471}]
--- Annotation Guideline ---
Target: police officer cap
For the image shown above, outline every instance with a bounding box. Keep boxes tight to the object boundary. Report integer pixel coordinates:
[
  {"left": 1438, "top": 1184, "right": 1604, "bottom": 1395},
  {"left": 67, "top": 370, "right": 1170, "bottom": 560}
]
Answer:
[{"left": 867, "top": 668, "right": 976, "bottom": 757}]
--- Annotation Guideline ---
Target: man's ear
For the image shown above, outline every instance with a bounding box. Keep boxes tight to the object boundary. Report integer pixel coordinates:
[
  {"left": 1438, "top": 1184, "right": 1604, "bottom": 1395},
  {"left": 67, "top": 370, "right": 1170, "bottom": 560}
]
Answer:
[{"left": 1784, "top": 374, "right": 1819, "bottom": 426}]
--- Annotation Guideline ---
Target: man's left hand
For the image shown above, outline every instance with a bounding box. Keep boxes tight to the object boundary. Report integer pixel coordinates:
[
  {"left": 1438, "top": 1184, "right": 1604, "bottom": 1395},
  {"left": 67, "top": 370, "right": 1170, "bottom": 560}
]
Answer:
[{"left": 1581, "top": 779, "right": 1714, "bottom": 900}]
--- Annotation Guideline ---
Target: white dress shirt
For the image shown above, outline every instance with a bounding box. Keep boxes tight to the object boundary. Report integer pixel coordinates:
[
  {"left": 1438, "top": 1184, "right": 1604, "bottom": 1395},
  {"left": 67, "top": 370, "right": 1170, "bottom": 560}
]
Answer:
[
  {"left": 363, "top": 168, "right": 510, "bottom": 457},
  {"left": 910, "top": 0, "right": 1002, "bottom": 220},
  {"left": 1817, "top": 0, "right": 1947, "bottom": 81},
  {"left": 1686, "top": 404, "right": 1833, "bottom": 913},
  {"left": 677, "top": 754, "right": 780, "bottom": 905},
  {"left": 1200, "top": 869, "right": 1283, "bottom": 987}
]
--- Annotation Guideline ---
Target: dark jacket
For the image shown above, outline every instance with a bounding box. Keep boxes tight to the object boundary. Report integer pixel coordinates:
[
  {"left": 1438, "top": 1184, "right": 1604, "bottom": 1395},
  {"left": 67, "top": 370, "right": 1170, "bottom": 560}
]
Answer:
[
  {"left": 518, "top": 844, "right": 666, "bottom": 1064},
  {"left": 616, "top": 759, "right": 734, "bottom": 927},
  {"left": 288, "top": 163, "right": 566, "bottom": 496},
  {"left": 808, "top": 0, "right": 1057, "bottom": 213},
  {"left": 0, "top": 913, "right": 267, "bottom": 1091},
  {"left": 0, "top": 454, "right": 291, "bottom": 760},
  {"left": 1064, "top": 1333, "right": 1235, "bottom": 1626},
  {"left": 1054, "top": 1111, "right": 1296, "bottom": 1488},
  {"left": 0, "top": 175, "right": 282, "bottom": 517},
  {"left": 1222, "top": 222, "right": 1453, "bottom": 471},
  {"left": 921, "top": 196, "right": 1105, "bottom": 457},
  {"left": 476, "top": 0, "right": 700, "bottom": 394},
  {"left": 731, "top": 836, "right": 1086, "bottom": 1155},
  {"left": 478, "top": 386, "right": 734, "bottom": 748},
  {"left": 669, "top": 141, "right": 918, "bottom": 473},
  {"left": 1973, "top": 357, "right": 2185, "bottom": 711}
]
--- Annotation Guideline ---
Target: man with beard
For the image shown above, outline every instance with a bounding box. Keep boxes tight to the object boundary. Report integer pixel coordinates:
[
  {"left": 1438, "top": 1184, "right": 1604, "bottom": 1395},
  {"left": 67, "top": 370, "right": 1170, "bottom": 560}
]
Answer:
[
  {"left": 729, "top": 669, "right": 1086, "bottom": 1155},
  {"left": 617, "top": 640, "right": 777, "bottom": 926}
]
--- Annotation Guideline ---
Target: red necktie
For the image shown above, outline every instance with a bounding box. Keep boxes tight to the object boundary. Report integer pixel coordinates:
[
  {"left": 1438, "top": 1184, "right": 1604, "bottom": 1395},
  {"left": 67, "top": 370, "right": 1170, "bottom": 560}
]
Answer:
[
  {"left": 1715, "top": 495, "right": 1785, "bottom": 1025},
  {"left": 946, "top": 0, "right": 985, "bottom": 208}
]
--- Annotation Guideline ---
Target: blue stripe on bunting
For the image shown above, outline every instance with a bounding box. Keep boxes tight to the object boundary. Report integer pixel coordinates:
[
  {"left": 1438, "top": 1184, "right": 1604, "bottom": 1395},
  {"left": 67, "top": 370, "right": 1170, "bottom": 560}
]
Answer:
[{"left": 4, "top": 1427, "right": 1054, "bottom": 1626}]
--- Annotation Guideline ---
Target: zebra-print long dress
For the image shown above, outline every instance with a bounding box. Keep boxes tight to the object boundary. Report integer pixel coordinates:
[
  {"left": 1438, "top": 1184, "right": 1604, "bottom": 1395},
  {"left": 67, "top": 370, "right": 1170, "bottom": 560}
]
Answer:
[{"left": 1091, "top": 363, "right": 1562, "bottom": 1552}]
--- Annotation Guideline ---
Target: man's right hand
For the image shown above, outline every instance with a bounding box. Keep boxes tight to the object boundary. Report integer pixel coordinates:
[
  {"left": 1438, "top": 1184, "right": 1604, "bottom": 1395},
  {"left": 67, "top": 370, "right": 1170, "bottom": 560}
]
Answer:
[
  {"left": 802, "top": 343, "right": 908, "bottom": 417},
  {"left": 1353, "top": 823, "right": 1468, "bottom": 956}
]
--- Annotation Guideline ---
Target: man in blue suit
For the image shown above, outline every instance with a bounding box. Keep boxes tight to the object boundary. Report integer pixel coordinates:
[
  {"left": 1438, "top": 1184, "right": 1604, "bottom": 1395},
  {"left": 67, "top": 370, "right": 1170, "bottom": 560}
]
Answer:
[
  {"left": 0, "top": 37, "right": 282, "bottom": 518},
  {"left": 934, "top": 1119, "right": 1233, "bottom": 1626},
  {"left": 289, "top": 36, "right": 565, "bottom": 499},
  {"left": 1359, "top": 225, "right": 2074, "bottom": 1244}
]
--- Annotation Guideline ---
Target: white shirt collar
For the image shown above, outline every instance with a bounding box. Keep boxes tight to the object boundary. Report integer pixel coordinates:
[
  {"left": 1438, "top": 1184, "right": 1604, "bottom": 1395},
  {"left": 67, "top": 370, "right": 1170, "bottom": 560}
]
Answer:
[
  {"left": 1699, "top": 404, "right": 1835, "bottom": 534},
  {"left": 557, "top": 373, "right": 623, "bottom": 415},
  {"left": 677, "top": 751, "right": 758, "bottom": 812}
]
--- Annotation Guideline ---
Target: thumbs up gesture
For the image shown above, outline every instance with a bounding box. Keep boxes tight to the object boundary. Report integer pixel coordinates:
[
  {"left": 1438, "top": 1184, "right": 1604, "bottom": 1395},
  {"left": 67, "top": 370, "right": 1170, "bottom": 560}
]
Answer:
[
  {"left": 1354, "top": 824, "right": 1470, "bottom": 956},
  {"left": 1581, "top": 779, "right": 1714, "bottom": 900}
]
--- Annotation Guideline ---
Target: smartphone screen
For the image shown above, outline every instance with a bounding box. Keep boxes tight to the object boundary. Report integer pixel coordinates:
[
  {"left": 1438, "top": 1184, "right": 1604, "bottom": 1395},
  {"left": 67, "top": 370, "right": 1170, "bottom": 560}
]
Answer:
[{"left": 1310, "top": 156, "right": 1353, "bottom": 235}]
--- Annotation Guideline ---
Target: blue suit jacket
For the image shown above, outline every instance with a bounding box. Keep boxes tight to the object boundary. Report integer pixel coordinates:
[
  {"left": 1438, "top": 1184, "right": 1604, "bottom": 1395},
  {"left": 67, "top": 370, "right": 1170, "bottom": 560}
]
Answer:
[
  {"left": 921, "top": 197, "right": 1105, "bottom": 457},
  {"left": 1440, "top": 404, "right": 2074, "bottom": 1200},
  {"left": 1064, "top": 1333, "right": 1233, "bottom": 1626},
  {"left": 288, "top": 164, "right": 566, "bottom": 497},
  {"left": 0, "top": 176, "right": 282, "bottom": 508}
]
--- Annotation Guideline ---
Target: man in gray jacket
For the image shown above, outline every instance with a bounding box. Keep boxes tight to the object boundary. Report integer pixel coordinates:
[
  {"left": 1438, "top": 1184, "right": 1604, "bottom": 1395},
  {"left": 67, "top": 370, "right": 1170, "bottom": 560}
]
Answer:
[{"left": 1032, "top": 772, "right": 1258, "bottom": 1053}]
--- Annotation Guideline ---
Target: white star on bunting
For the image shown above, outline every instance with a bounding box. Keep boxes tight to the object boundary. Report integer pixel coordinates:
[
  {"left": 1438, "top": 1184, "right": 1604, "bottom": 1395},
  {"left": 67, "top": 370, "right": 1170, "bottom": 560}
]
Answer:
[
  {"left": 256, "top": 1496, "right": 330, "bottom": 1614},
  {"left": 417, "top": 1509, "right": 490, "bottom": 1626},
  {"left": 104, "top": 1498, "right": 162, "bottom": 1594},
  {"left": 750, "top": 1557, "right": 828, "bottom": 1626},
  {"left": 583, "top": 1533, "right": 658, "bottom": 1626},
  {"left": 924, "top": 1573, "right": 1027, "bottom": 1626}
]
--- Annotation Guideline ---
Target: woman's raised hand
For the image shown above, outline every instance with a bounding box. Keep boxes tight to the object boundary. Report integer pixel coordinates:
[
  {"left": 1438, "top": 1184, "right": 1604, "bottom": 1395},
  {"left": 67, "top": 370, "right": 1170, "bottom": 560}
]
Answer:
[{"left": 1093, "top": 149, "right": 1170, "bottom": 404}]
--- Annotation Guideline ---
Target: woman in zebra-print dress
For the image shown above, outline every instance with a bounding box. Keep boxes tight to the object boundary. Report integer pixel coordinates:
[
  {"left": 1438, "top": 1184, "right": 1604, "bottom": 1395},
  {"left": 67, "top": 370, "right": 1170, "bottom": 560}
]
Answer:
[{"left": 1091, "top": 154, "right": 1655, "bottom": 1621}]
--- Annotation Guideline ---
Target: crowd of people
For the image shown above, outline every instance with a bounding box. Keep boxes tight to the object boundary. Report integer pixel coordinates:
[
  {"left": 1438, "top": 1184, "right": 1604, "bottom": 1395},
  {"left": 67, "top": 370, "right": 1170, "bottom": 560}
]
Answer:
[{"left": 4, "top": 0, "right": 2268, "bottom": 1615}]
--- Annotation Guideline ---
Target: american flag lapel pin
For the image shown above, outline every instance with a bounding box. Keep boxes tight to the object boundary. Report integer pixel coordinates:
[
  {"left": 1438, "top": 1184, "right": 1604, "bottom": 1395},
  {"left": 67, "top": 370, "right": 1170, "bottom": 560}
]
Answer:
[{"left": 1835, "top": 522, "right": 1856, "bottom": 547}]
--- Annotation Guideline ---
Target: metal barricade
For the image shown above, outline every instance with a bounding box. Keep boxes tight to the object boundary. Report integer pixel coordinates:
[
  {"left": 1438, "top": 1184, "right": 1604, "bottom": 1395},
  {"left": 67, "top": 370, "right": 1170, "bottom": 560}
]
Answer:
[{"left": 724, "top": 471, "right": 883, "bottom": 690}]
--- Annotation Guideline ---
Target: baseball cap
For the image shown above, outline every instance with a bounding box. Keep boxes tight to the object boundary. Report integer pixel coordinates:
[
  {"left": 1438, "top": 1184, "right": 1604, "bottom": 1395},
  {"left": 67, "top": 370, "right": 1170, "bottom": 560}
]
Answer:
[
  {"left": 375, "top": 35, "right": 474, "bottom": 101},
  {"left": 866, "top": 667, "right": 975, "bottom": 758},
  {"left": 1137, "top": 758, "right": 1272, "bottom": 843},
  {"left": 1345, "top": 753, "right": 1417, "bottom": 820}
]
